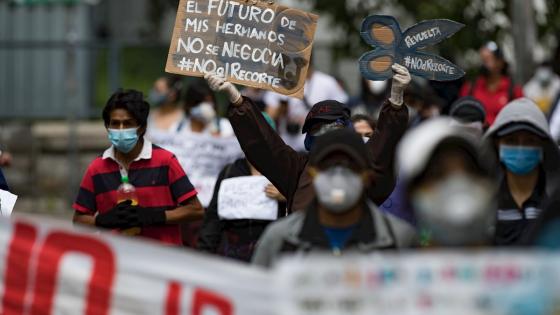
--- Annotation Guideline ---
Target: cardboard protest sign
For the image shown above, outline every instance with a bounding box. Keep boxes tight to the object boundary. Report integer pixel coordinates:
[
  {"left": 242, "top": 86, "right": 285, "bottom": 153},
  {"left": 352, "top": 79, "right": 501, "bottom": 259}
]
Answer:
[
  {"left": 166, "top": 0, "right": 319, "bottom": 99},
  {"left": 218, "top": 176, "right": 277, "bottom": 220},
  {"left": 359, "top": 15, "right": 465, "bottom": 81}
]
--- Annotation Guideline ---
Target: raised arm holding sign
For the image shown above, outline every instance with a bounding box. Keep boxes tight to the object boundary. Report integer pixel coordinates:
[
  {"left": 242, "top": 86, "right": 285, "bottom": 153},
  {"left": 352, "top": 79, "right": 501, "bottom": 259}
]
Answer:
[
  {"left": 166, "top": 0, "right": 318, "bottom": 98},
  {"left": 205, "top": 67, "right": 410, "bottom": 212}
]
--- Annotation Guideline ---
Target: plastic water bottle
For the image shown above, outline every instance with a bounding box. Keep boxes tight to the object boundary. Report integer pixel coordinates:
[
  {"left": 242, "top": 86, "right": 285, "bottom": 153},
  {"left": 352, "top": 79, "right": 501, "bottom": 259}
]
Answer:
[{"left": 116, "top": 176, "right": 141, "bottom": 236}]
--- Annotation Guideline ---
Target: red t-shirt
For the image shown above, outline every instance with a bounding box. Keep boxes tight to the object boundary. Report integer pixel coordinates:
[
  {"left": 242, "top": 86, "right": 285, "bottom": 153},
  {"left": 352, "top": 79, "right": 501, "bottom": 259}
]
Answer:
[
  {"left": 460, "top": 76, "right": 524, "bottom": 125},
  {"left": 73, "top": 144, "right": 197, "bottom": 245}
]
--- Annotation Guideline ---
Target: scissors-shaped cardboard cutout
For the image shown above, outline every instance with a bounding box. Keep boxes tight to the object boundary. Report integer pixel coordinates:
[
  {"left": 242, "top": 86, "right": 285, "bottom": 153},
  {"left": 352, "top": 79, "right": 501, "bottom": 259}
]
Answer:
[{"left": 359, "top": 15, "right": 465, "bottom": 81}]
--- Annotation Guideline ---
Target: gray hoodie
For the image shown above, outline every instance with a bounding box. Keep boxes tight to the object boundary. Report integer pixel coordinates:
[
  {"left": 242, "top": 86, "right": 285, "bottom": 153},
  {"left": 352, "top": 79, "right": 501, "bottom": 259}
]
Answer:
[
  {"left": 484, "top": 97, "right": 560, "bottom": 196},
  {"left": 483, "top": 98, "right": 560, "bottom": 245},
  {"left": 251, "top": 200, "right": 417, "bottom": 268}
]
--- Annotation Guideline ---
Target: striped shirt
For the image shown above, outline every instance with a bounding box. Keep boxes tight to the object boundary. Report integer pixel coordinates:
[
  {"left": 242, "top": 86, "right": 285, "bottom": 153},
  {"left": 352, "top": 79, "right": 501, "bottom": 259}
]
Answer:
[
  {"left": 495, "top": 173, "right": 546, "bottom": 246},
  {"left": 73, "top": 138, "right": 197, "bottom": 245}
]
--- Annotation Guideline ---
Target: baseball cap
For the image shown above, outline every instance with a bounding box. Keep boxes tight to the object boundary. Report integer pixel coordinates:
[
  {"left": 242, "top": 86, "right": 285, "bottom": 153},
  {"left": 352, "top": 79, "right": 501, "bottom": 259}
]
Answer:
[
  {"left": 302, "top": 100, "right": 351, "bottom": 134},
  {"left": 309, "top": 129, "right": 369, "bottom": 170}
]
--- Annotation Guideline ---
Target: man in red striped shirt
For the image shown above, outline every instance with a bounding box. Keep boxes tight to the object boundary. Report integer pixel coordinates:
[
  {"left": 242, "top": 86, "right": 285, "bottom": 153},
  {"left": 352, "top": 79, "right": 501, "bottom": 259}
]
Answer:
[{"left": 73, "top": 89, "right": 203, "bottom": 245}]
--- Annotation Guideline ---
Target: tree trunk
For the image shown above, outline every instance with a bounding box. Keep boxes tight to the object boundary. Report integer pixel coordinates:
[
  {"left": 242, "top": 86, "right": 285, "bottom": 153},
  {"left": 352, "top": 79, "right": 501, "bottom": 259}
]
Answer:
[{"left": 511, "top": 0, "right": 536, "bottom": 85}]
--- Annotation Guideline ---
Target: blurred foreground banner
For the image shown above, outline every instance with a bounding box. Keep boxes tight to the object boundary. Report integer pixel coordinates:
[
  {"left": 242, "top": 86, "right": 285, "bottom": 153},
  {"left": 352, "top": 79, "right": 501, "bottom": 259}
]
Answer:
[
  {"left": 276, "top": 254, "right": 560, "bottom": 315},
  {"left": 1, "top": 215, "right": 560, "bottom": 315},
  {"left": 0, "top": 216, "right": 273, "bottom": 315}
]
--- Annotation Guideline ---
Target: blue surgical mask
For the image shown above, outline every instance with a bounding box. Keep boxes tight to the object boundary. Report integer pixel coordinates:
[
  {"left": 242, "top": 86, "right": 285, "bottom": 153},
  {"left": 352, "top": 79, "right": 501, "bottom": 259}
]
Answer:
[
  {"left": 108, "top": 128, "right": 139, "bottom": 153},
  {"left": 304, "top": 134, "right": 315, "bottom": 151},
  {"left": 148, "top": 89, "right": 167, "bottom": 107},
  {"left": 499, "top": 145, "right": 543, "bottom": 175}
]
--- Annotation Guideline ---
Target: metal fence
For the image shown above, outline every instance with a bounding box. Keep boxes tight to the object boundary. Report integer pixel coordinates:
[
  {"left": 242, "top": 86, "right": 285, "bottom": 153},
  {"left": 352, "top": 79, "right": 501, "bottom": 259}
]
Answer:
[{"left": 0, "top": 1, "right": 95, "bottom": 119}]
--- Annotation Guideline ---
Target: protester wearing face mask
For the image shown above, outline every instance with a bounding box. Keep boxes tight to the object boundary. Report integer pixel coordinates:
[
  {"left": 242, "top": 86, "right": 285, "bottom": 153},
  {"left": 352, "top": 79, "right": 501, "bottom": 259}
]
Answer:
[
  {"left": 460, "top": 41, "right": 523, "bottom": 125},
  {"left": 146, "top": 76, "right": 185, "bottom": 146},
  {"left": 483, "top": 98, "right": 560, "bottom": 246},
  {"left": 198, "top": 112, "right": 287, "bottom": 262},
  {"left": 398, "top": 118, "right": 498, "bottom": 247},
  {"left": 262, "top": 60, "right": 349, "bottom": 152},
  {"left": 73, "top": 89, "right": 204, "bottom": 245},
  {"left": 351, "top": 114, "right": 376, "bottom": 142},
  {"left": 348, "top": 78, "right": 391, "bottom": 118},
  {"left": 449, "top": 96, "right": 487, "bottom": 137},
  {"left": 189, "top": 102, "right": 218, "bottom": 135},
  {"left": 183, "top": 80, "right": 235, "bottom": 137},
  {"left": 524, "top": 63, "right": 560, "bottom": 114},
  {"left": 204, "top": 64, "right": 410, "bottom": 213},
  {"left": 251, "top": 129, "right": 416, "bottom": 268}
]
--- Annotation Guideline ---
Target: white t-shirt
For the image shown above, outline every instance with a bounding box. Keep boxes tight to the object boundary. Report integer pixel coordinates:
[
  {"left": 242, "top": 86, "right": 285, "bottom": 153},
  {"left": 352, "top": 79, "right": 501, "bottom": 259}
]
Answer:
[
  {"left": 146, "top": 112, "right": 186, "bottom": 147},
  {"left": 264, "top": 70, "right": 349, "bottom": 121},
  {"left": 179, "top": 117, "right": 235, "bottom": 138}
]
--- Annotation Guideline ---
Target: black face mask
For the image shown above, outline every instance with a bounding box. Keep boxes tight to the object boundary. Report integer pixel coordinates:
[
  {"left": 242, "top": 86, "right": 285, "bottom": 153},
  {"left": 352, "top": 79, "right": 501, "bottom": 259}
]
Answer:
[{"left": 286, "top": 122, "right": 301, "bottom": 135}]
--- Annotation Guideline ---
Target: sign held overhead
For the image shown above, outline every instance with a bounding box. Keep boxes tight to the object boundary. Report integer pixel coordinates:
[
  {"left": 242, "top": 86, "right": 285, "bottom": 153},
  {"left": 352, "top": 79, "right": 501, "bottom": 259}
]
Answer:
[
  {"left": 359, "top": 15, "right": 465, "bottom": 82},
  {"left": 166, "top": 0, "right": 319, "bottom": 99}
]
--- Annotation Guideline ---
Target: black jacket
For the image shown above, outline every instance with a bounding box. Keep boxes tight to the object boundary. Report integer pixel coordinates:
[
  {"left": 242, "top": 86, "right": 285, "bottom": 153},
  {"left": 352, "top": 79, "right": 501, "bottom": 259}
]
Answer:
[
  {"left": 198, "top": 158, "right": 286, "bottom": 262},
  {"left": 228, "top": 97, "right": 409, "bottom": 212}
]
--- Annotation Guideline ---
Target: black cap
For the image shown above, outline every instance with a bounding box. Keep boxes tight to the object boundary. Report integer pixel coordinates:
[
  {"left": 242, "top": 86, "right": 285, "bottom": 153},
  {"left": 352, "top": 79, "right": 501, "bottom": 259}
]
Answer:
[
  {"left": 449, "top": 96, "right": 486, "bottom": 123},
  {"left": 496, "top": 122, "right": 547, "bottom": 139},
  {"left": 309, "top": 129, "right": 369, "bottom": 170},
  {"left": 302, "top": 100, "right": 351, "bottom": 134}
]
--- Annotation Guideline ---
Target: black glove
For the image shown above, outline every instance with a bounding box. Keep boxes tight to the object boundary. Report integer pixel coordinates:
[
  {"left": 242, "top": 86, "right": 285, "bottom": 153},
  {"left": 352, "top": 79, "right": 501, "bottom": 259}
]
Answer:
[
  {"left": 95, "top": 200, "right": 136, "bottom": 229},
  {"left": 119, "top": 207, "right": 167, "bottom": 227}
]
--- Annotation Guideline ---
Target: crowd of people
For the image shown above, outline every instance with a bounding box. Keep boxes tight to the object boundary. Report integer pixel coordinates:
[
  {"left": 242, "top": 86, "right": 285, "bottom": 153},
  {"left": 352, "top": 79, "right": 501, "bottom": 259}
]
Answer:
[{"left": 2, "top": 41, "right": 560, "bottom": 268}]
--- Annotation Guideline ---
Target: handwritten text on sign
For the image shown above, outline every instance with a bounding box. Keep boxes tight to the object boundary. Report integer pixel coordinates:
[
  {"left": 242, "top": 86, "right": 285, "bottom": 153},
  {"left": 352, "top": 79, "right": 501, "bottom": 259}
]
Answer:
[
  {"left": 218, "top": 176, "right": 278, "bottom": 220},
  {"left": 166, "top": 0, "right": 319, "bottom": 99},
  {"left": 359, "top": 16, "right": 465, "bottom": 81},
  {"left": 163, "top": 132, "right": 243, "bottom": 207}
]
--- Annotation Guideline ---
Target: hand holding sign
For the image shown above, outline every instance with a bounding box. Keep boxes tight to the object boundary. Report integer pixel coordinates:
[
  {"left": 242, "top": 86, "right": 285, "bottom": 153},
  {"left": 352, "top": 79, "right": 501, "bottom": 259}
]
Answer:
[
  {"left": 359, "top": 15, "right": 465, "bottom": 81},
  {"left": 218, "top": 176, "right": 278, "bottom": 221},
  {"left": 205, "top": 73, "right": 242, "bottom": 104},
  {"left": 389, "top": 63, "right": 411, "bottom": 106}
]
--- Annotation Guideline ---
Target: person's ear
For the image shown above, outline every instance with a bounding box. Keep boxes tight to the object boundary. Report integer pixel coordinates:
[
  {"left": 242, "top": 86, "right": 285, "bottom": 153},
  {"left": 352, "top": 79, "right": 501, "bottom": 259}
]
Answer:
[{"left": 138, "top": 126, "right": 147, "bottom": 137}]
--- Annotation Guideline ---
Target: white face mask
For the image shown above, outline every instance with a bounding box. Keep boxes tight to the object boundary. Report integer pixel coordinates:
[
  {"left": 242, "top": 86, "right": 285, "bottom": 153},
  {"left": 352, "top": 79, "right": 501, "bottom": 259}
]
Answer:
[
  {"left": 190, "top": 102, "right": 216, "bottom": 125},
  {"left": 412, "top": 173, "right": 495, "bottom": 246},
  {"left": 313, "top": 166, "right": 364, "bottom": 214},
  {"left": 367, "top": 80, "right": 388, "bottom": 94}
]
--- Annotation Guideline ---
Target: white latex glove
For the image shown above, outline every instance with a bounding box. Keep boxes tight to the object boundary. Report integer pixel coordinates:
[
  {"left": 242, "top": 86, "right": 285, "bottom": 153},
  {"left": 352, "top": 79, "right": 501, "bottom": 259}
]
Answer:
[
  {"left": 204, "top": 73, "right": 242, "bottom": 105},
  {"left": 389, "top": 63, "right": 411, "bottom": 107}
]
